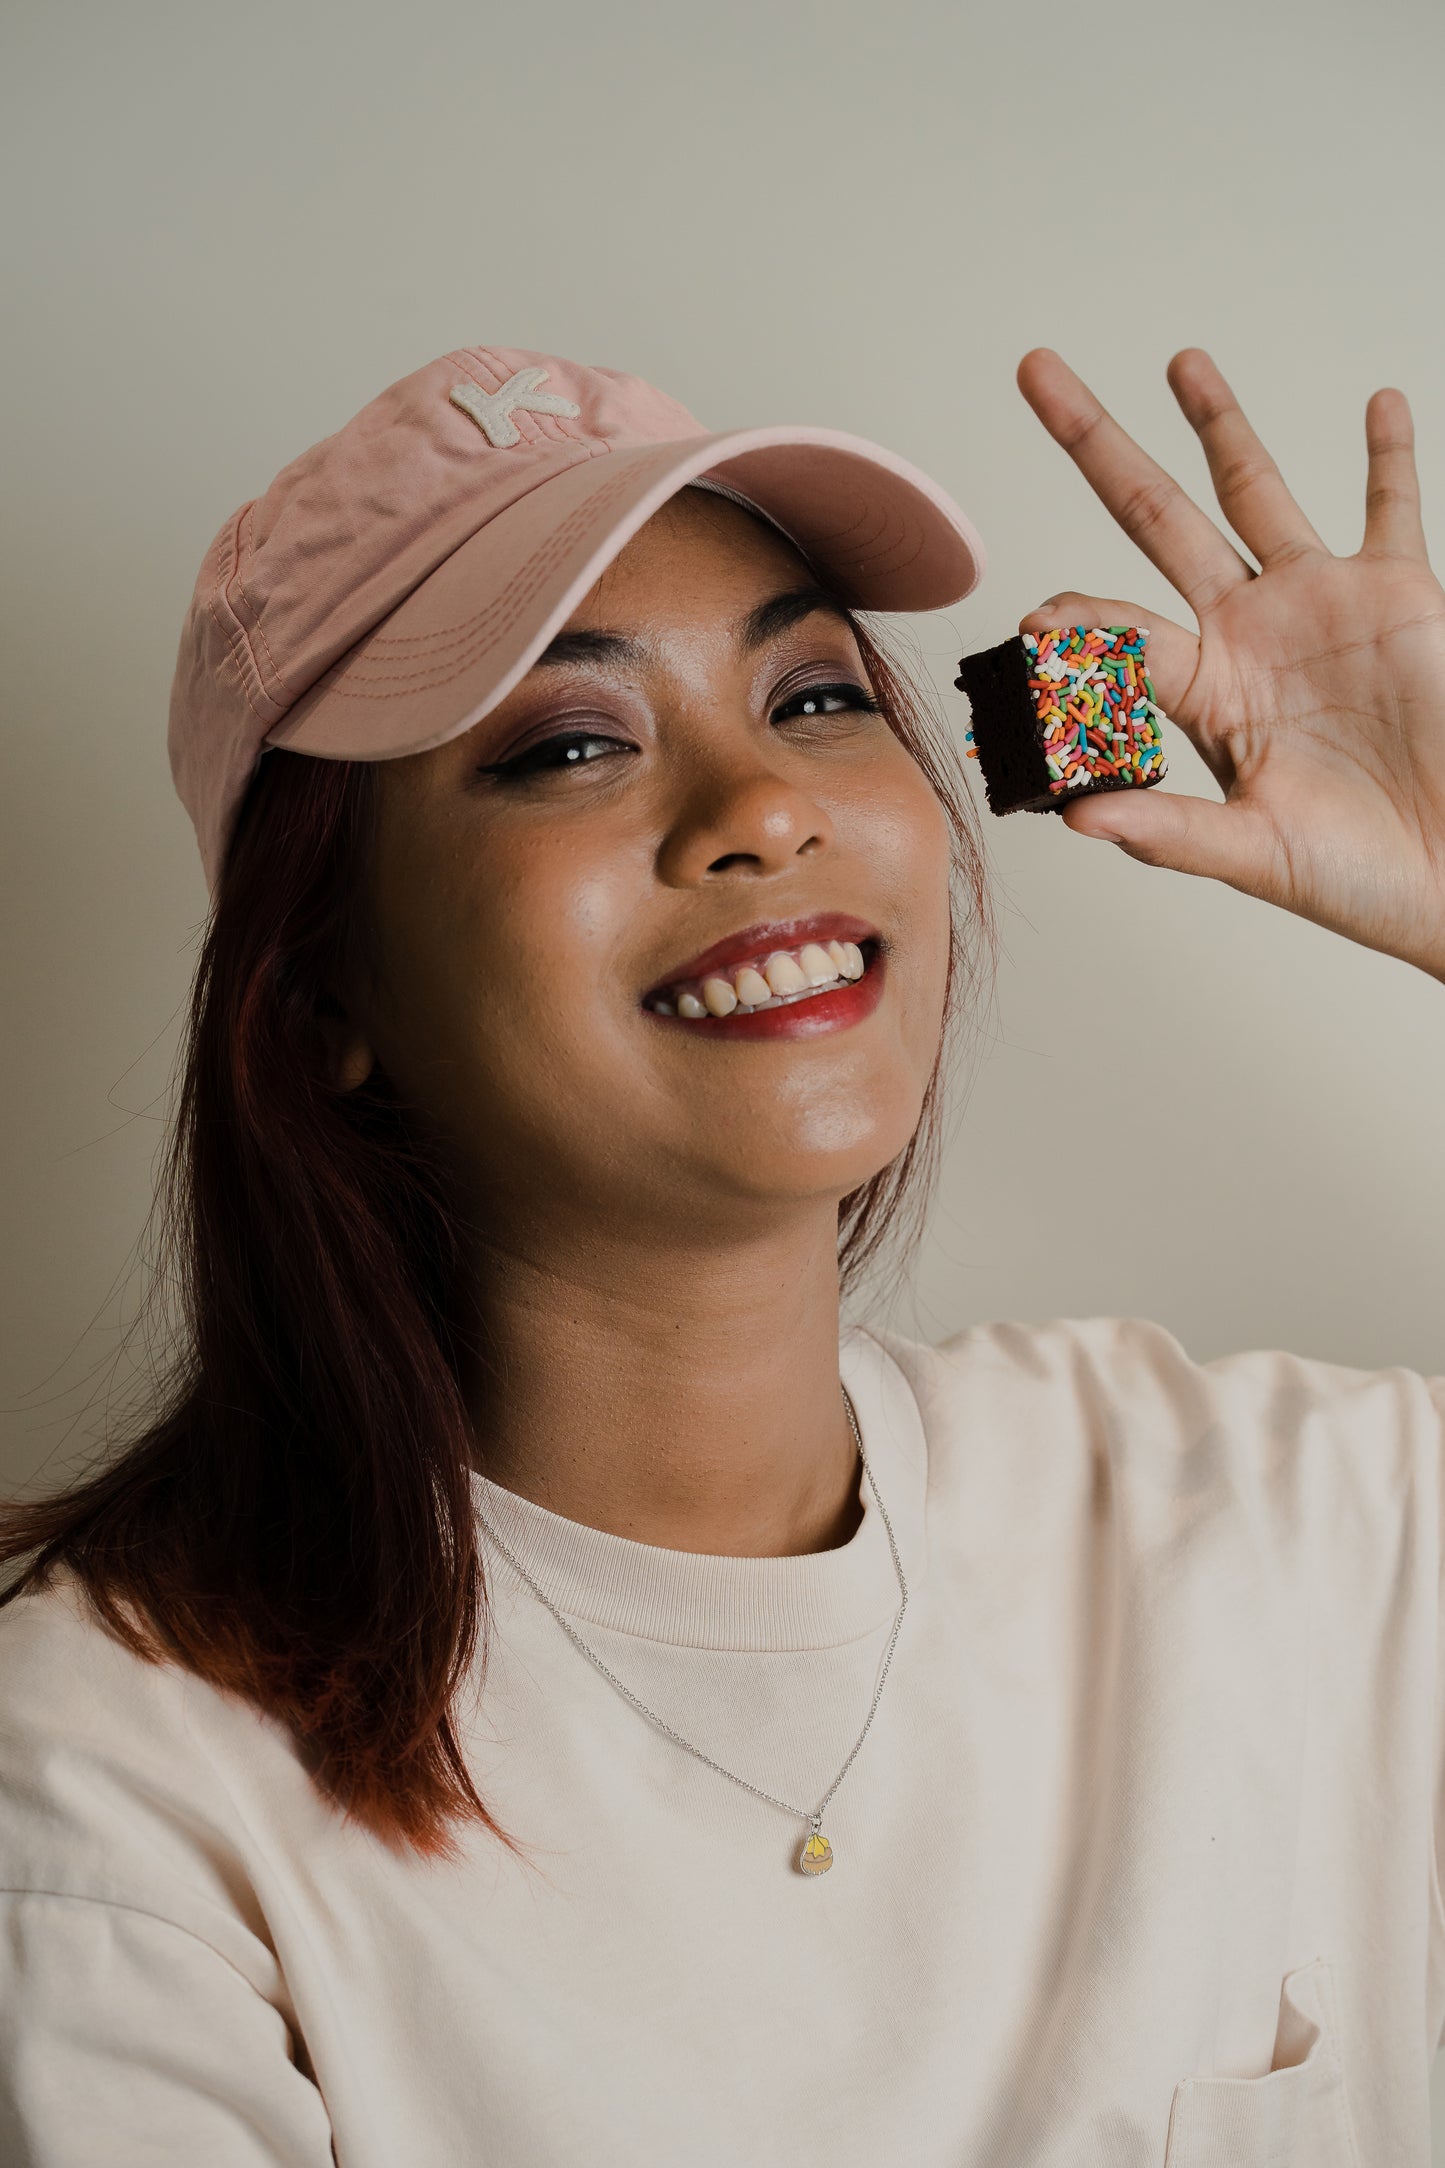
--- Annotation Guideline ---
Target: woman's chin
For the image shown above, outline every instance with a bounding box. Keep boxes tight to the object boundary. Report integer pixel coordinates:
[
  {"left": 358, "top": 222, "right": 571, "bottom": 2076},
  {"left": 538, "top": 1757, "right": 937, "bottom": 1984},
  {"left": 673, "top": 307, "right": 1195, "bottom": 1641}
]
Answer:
[{"left": 690, "top": 1102, "right": 926, "bottom": 1215}]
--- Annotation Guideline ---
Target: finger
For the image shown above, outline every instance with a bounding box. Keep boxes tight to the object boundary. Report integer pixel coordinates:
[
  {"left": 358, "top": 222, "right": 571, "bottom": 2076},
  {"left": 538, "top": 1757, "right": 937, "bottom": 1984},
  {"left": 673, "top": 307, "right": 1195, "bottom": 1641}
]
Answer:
[
  {"left": 1060, "top": 785, "right": 1279, "bottom": 900},
  {"left": 1018, "top": 591, "right": 1199, "bottom": 716},
  {"left": 1017, "top": 348, "right": 1254, "bottom": 616},
  {"left": 1362, "top": 387, "right": 1429, "bottom": 560},
  {"left": 1166, "top": 348, "right": 1328, "bottom": 567}
]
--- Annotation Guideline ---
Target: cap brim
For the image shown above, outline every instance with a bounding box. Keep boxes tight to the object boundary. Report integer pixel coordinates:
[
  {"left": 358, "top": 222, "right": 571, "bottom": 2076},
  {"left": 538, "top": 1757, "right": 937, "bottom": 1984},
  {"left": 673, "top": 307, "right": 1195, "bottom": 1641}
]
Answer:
[{"left": 266, "top": 424, "right": 986, "bottom": 763}]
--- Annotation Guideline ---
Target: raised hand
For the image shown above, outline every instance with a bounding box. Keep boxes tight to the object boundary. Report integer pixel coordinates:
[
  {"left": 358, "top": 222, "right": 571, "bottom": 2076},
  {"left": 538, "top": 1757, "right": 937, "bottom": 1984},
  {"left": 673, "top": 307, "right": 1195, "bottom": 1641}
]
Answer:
[{"left": 1016, "top": 347, "right": 1445, "bottom": 982}]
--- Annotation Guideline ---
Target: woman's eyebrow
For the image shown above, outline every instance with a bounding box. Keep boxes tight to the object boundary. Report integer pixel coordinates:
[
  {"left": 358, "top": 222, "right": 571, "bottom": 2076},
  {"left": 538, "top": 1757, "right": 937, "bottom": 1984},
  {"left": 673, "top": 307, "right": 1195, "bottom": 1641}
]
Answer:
[
  {"left": 738, "top": 586, "right": 854, "bottom": 653},
  {"left": 532, "top": 628, "right": 645, "bottom": 668}
]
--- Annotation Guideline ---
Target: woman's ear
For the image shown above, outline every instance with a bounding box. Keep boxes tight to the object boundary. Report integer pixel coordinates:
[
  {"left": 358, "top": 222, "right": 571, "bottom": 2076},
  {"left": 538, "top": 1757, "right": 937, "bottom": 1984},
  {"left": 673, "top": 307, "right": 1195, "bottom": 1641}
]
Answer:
[{"left": 316, "top": 996, "right": 377, "bottom": 1093}]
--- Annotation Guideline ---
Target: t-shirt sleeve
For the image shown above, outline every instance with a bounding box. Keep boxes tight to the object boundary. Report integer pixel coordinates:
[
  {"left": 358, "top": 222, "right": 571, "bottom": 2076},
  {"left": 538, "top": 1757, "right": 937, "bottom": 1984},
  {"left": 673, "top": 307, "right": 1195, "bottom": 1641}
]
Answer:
[
  {"left": 0, "top": 1890, "right": 337, "bottom": 2166},
  {"left": 890, "top": 1312, "right": 1445, "bottom": 2049}
]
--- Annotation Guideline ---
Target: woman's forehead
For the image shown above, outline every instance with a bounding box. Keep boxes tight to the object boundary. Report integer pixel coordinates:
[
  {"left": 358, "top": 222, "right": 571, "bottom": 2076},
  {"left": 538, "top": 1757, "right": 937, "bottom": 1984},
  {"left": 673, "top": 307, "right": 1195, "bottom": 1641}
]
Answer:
[{"left": 572, "top": 485, "right": 817, "bottom": 624}]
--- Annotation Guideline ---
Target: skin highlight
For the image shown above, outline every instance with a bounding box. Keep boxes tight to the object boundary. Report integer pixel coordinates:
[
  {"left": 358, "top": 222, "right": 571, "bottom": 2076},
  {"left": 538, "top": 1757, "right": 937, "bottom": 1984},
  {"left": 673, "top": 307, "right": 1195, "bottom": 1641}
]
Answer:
[{"left": 327, "top": 490, "right": 954, "bottom": 1559}]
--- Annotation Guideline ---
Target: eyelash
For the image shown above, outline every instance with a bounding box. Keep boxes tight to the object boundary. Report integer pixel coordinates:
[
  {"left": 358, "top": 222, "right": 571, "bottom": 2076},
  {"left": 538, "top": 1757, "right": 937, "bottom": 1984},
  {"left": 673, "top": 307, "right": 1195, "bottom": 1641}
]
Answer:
[{"left": 480, "top": 681, "right": 883, "bottom": 783}]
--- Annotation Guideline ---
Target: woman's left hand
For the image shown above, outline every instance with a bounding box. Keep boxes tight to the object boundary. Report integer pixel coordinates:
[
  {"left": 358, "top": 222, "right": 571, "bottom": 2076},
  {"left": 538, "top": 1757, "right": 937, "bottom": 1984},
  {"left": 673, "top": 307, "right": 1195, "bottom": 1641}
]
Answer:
[{"left": 1017, "top": 347, "right": 1445, "bottom": 982}]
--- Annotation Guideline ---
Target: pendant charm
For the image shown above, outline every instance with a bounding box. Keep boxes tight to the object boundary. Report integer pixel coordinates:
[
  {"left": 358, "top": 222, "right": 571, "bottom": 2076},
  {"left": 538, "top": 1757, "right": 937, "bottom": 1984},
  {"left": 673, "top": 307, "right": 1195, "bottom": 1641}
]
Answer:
[{"left": 798, "top": 1827, "right": 833, "bottom": 1876}]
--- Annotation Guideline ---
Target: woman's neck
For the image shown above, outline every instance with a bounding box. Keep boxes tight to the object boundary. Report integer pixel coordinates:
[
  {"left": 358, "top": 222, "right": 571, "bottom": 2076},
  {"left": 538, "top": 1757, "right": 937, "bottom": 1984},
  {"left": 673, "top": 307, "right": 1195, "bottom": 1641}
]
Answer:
[{"left": 458, "top": 1206, "right": 863, "bottom": 1559}]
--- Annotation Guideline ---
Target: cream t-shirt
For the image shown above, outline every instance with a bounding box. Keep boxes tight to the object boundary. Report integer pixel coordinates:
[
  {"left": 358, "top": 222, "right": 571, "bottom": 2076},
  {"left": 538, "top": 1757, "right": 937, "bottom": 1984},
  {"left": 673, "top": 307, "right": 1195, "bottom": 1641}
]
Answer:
[{"left": 2, "top": 1316, "right": 1444, "bottom": 2166}]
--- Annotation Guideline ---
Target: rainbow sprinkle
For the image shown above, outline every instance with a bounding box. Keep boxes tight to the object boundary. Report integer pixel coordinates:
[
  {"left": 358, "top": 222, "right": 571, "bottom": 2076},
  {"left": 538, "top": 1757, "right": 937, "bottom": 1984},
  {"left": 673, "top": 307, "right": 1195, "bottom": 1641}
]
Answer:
[{"left": 964, "top": 626, "right": 1167, "bottom": 796}]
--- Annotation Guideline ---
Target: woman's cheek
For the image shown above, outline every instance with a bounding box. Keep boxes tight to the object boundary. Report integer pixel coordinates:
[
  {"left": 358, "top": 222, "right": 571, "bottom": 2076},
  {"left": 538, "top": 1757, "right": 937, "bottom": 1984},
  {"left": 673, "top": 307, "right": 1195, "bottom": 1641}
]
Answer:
[{"left": 862, "top": 771, "right": 953, "bottom": 1033}]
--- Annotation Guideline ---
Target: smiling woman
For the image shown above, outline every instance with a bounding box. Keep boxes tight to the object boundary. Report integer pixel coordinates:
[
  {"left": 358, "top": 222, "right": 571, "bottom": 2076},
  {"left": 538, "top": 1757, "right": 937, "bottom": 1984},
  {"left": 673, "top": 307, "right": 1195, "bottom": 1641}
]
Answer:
[
  {"left": 0, "top": 476, "right": 990, "bottom": 1856},
  {"left": 3, "top": 341, "right": 1445, "bottom": 2166},
  {"left": 338, "top": 494, "right": 968, "bottom": 1277}
]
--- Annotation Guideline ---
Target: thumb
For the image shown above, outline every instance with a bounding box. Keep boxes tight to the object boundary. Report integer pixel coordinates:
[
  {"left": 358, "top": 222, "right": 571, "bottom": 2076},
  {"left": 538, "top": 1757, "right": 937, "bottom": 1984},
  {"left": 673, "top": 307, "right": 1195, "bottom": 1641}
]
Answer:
[{"left": 1062, "top": 787, "right": 1277, "bottom": 898}]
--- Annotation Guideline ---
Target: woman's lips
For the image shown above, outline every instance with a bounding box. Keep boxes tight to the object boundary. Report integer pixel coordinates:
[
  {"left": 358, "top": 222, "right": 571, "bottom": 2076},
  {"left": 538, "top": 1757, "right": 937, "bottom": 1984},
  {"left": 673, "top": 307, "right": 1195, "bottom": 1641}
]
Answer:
[
  {"left": 645, "top": 943, "right": 887, "bottom": 1041},
  {"left": 642, "top": 913, "right": 880, "bottom": 1001}
]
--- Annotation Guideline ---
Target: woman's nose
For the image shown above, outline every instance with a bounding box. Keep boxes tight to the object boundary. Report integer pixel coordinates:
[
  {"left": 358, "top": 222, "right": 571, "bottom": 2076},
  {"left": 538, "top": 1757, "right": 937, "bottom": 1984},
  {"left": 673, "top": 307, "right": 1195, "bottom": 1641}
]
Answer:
[{"left": 655, "top": 763, "right": 836, "bottom": 886}]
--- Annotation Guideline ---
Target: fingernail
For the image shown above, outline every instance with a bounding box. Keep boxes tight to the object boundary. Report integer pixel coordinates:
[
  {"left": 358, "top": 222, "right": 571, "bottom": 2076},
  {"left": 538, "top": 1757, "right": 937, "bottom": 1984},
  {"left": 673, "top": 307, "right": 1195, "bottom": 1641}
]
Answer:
[{"left": 1067, "top": 813, "right": 1122, "bottom": 843}]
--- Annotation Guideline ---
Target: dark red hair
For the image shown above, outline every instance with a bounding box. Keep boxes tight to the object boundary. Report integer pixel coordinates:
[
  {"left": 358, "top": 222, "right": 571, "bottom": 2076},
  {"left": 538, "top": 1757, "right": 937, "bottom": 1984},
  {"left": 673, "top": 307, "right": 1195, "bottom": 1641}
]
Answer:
[{"left": 0, "top": 615, "right": 993, "bottom": 1857}]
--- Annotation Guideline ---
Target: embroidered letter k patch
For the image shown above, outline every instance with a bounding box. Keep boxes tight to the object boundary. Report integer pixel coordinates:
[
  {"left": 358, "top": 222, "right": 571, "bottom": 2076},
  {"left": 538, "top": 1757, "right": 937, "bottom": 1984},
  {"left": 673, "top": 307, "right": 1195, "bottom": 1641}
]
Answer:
[{"left": 449, "top": 367, "right": 582, "bottom": 449}]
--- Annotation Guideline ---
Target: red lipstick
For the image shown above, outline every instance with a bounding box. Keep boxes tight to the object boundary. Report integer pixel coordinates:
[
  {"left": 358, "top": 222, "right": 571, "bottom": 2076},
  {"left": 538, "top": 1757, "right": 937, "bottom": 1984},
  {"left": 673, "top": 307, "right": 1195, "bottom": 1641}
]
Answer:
[
  {"left": 643, "top": 914, "right": 879, "bottom": 999},
  {"left": 642, "top": 913, "right": 887, "bottom": 1043}
]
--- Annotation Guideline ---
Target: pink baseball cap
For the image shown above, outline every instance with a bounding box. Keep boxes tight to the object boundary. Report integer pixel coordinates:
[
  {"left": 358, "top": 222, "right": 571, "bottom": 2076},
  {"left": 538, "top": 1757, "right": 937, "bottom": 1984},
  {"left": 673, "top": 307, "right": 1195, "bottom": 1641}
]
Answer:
[{"left": 169, "top": 343, "right": 987, "bottom": 889}]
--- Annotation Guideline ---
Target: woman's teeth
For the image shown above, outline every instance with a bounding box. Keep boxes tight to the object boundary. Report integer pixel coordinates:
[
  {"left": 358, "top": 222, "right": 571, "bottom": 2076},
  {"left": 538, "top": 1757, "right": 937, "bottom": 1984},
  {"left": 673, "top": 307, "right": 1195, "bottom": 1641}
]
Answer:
[{"left": 654, "top": 939, "right": 868, "bottom": 1020}]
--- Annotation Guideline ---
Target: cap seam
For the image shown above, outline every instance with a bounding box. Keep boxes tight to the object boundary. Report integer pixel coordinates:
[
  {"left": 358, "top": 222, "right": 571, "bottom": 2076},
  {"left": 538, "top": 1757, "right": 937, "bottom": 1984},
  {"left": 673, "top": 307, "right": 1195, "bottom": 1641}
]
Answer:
[
  {"left": 284, "top": 470, "right": 672, "bottom": 708},
  {"left": 231, "top": 503, "right": 297, "bottom": 707},
  {"left": 204, "top": 593, "right": 274, "bottom": 727},
  {"left": 263, "top": 439, "right": 619, "bottom": 728},
  {"left": 356, "top": 457, "right": 664, "bottom": 652},
  {"left": 203, "top": 514, "right": 279, "bottom": 728},
  {"left": 300, "top": 548, "right": 608, "bottom": 699}
]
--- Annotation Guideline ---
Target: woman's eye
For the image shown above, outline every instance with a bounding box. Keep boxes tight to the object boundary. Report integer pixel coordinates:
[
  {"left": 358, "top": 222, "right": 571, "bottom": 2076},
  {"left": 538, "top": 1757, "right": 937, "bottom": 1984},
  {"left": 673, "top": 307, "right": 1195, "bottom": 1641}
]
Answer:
[
  {"left": 480, "top": 686, "right": 878, "bottom": 782},
  {"left": 772, "top": 682, "right": 882, "bottom": 725},
  {"left": 483, "top": 731, "right": 634, "bottom": 782}
]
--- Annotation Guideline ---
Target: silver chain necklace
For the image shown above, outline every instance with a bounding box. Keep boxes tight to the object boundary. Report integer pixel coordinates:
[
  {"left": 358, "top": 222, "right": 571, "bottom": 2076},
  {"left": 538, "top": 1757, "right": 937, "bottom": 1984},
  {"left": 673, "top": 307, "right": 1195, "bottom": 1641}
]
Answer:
[{"left": 472, "top": 1385, "right": 909, "bottom": 1877}]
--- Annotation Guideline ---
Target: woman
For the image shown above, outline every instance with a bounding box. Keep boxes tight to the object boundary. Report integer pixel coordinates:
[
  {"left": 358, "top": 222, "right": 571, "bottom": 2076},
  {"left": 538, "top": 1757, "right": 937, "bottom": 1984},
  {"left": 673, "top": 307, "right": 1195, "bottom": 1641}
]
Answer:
[{"left": 1, "top": 339, "right": 1442, "bottom": 2166}]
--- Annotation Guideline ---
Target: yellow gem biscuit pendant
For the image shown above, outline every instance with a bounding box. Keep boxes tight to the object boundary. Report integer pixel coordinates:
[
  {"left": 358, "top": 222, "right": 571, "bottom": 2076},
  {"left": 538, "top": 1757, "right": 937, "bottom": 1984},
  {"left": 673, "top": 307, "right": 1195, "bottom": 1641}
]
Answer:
[{"left": 798, "top": 1826, "right": 833, "bottom": 1876}]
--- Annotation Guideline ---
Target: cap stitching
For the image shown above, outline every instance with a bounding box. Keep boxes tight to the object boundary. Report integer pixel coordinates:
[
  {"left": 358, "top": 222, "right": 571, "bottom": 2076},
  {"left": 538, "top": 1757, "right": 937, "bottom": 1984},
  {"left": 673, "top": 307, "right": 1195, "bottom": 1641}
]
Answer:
[
  {"left": 352, "top": 455, "right": 675, "bottom": 654},
  {"left": 204, "top": 590, "right": 273, "bottom": 724},
  {"left": 307, "top": 473, "right": 665, "bottom": 697},
  {"left": 231, "top": 503, "right": 296, "bottom": 706},
  {"left": 308, "top": 545, "right": 594, "bottom": 698},
  {"left": 815, "top": 498, "right": 893, "bottom": 555},
  {"left": 808, "top": 493, "right": 927, "bottom": 578},
  {"left": 287, "top": 444, "right": 931, "bottom": 708},
  {"left": 235, "top": 370, "right": 631, "bottom": 731},
  {"left": 202, "top": 514, "right": 276, "bottom": 727},
  {"left": 302, "top": 544, "right": 600, "bottom": 700},
  {"left": 871, "top": 524, "right": 928, "bottom": 576}
]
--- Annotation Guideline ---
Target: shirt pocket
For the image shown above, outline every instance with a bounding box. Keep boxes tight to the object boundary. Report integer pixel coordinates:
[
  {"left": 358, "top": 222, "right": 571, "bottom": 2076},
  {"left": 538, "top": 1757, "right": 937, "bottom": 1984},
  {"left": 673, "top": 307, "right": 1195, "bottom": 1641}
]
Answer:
[{"left": 1162, "top": 1960, "right": 1360, "bottom": 2168}]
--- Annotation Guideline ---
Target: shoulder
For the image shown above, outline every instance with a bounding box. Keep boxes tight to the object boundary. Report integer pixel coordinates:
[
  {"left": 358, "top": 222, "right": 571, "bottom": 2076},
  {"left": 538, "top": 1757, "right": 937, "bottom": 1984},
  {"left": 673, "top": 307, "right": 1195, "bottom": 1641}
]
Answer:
[
  {"left": 0, "top": 1572, "right": 299, "bottom": 1983},
  {"left": 0, "top": 1570, "right": 201, "bottom": 1807},
  {"left": 0, "top": 1582, "right": 340, "bottom": 2156},
  {"left": 873, "top": 1310, "right": 1445, "bottom": 1443},
  {"left": 862, "top": 1313, "right": 1445, "bottom": 1555}
]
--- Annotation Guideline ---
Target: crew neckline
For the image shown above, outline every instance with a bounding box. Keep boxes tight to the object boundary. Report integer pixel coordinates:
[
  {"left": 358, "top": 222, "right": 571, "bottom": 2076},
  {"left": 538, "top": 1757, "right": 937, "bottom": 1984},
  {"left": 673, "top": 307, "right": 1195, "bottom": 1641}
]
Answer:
[{"left": 467, "top": 1324, "right": 928, "bottom": 1653}]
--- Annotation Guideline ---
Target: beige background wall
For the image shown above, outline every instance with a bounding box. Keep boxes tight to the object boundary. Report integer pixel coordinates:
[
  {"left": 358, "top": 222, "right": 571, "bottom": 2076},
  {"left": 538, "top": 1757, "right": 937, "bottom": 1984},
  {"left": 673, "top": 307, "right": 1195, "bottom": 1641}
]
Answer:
[{"left": 4, "top": 0, "right": 1444, "bottom": 2133}]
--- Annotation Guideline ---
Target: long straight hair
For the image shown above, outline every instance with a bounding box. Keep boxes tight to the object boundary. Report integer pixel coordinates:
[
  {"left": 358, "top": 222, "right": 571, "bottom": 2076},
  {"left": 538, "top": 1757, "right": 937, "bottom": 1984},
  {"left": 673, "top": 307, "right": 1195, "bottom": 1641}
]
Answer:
[{"left": 0, "top": 615, "right": 994, "bottom": 1858}]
